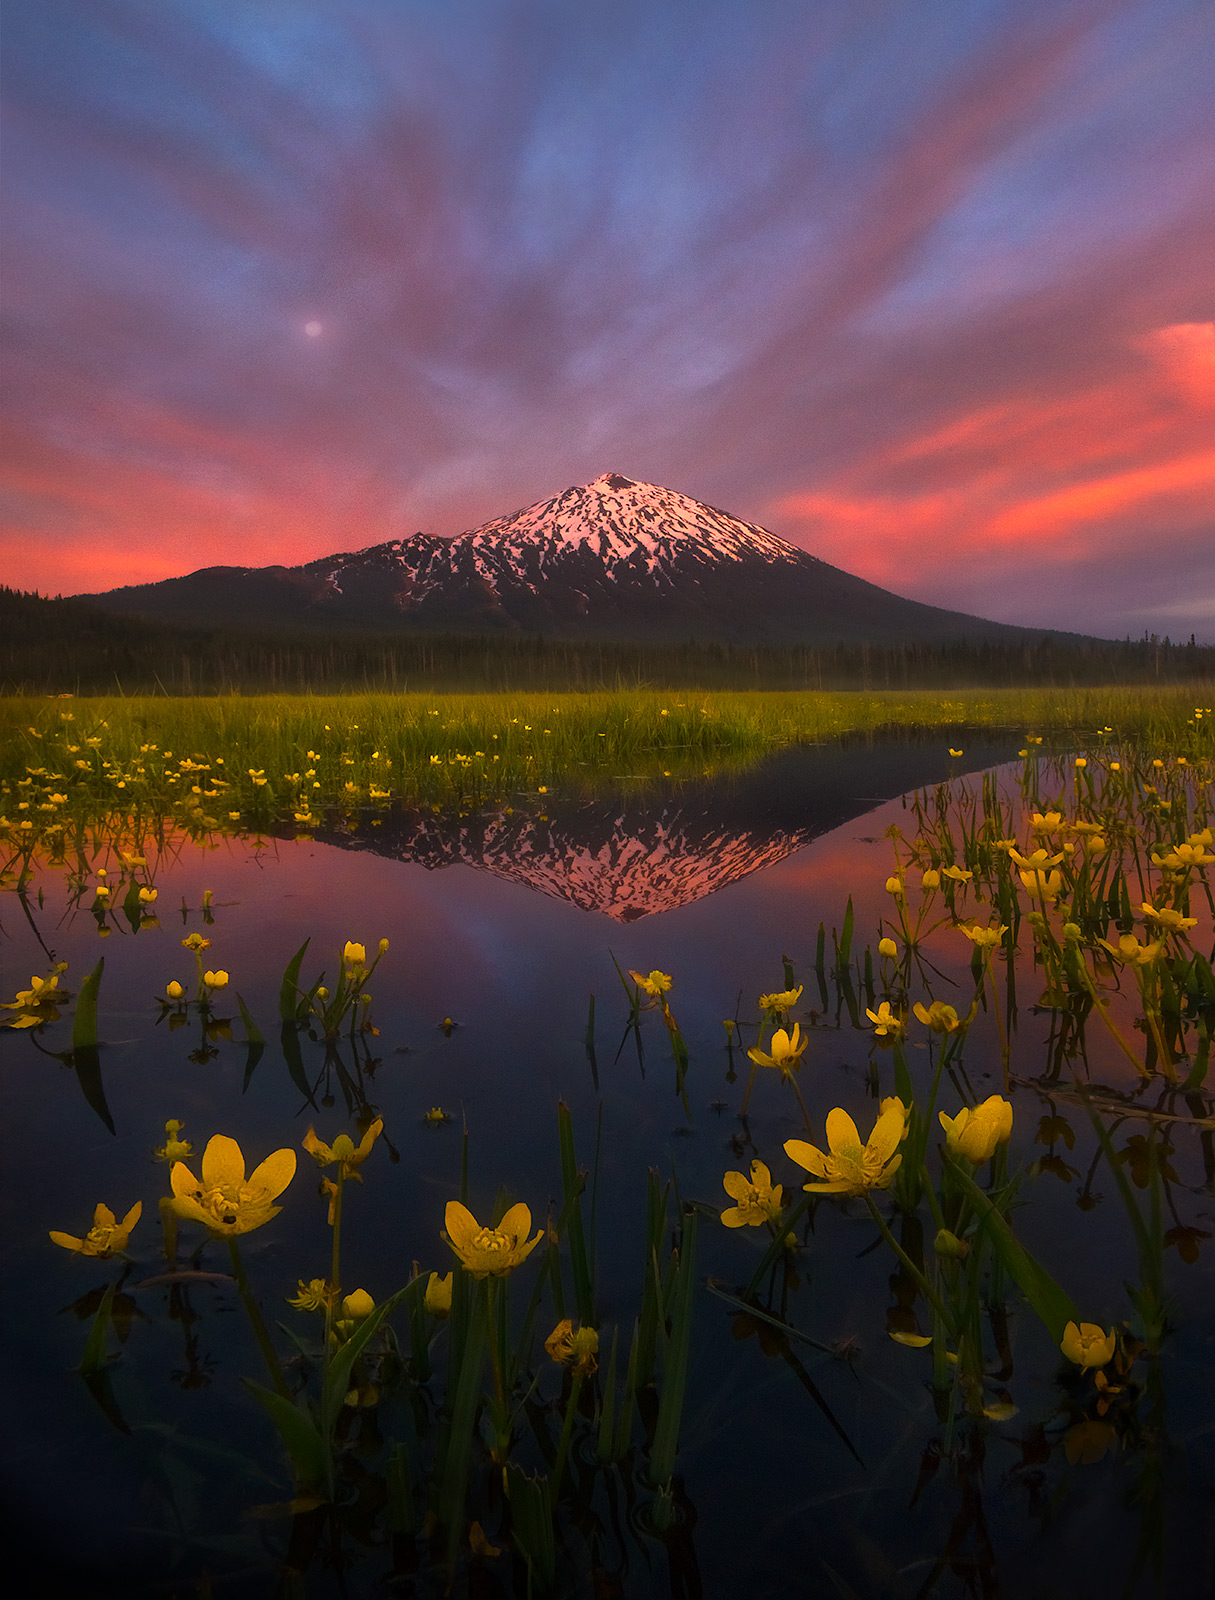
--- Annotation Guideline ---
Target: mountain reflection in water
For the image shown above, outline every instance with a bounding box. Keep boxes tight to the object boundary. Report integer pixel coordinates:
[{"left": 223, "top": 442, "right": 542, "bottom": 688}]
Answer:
[{"left": 307, "top": 733, "right": 1022, "bottom": 920}]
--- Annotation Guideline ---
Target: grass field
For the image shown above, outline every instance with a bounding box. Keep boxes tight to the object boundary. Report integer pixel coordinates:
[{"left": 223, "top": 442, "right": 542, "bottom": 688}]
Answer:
[{"left": 2, "top": 685, "right": 1211, "bottom": 844}]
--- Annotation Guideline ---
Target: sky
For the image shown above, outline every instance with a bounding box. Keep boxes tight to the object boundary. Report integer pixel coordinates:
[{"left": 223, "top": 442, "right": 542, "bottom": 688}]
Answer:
[{"left": 2, "top": 0, "right": 1213, "bottom": 639}]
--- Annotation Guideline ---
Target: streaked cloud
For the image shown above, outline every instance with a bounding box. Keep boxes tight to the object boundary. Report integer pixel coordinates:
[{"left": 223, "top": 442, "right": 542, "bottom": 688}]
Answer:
[{"left": 2, "top": 0, "right": 1213, "bottom": 637}]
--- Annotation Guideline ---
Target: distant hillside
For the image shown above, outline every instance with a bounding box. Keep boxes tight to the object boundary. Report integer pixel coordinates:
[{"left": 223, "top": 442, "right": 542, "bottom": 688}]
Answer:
[{"left": 3, "top": 587, "right": 1211, "bottom": 695}]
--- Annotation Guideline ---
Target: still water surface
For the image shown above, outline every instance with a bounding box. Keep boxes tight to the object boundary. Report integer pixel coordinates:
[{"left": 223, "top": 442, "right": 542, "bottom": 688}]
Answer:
[{"left": 2, "top": 733, "right": 1212, "bottom": 1598}]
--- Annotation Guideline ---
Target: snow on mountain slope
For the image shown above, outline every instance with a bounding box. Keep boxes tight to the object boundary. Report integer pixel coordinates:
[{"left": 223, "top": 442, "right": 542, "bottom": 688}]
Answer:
[{"left": 309, "top": 474, "right": 815, "bottom": 603}]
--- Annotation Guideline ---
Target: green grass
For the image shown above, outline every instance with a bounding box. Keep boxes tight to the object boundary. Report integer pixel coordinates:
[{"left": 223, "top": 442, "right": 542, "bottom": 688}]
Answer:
[{"left": 2, "top": 686, "right": 1211, "bottom": 848}]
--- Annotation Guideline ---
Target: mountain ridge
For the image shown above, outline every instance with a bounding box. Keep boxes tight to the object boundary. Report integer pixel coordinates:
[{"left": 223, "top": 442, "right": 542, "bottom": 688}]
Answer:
[{"left": 83, "top": 473, "right": 1084, "bottom": 646}]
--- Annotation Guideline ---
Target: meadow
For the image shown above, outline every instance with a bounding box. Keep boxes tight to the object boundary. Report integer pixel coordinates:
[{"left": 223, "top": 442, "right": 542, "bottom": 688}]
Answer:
[{"left": 1, "top": 685, "right": 1213, "bottom": 1597}]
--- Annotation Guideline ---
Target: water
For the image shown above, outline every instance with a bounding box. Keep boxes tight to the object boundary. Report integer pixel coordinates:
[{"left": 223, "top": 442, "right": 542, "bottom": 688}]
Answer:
[{"left": 2, "top": 732, "right": 1212, "bottom": 1598}]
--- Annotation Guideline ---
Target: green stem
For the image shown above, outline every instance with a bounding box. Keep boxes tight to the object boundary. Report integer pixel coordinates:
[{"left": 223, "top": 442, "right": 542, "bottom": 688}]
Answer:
[
  {"left": 324, "top": 1169, "right": 345, "bottom": 1372},
  {"left": 864, "top": 1195, "right": 955, "bottom": 1334},
  {"left": 227, "top": 1236, "right": 291, "bottom": 1399},
  {"left": 551, "top": 1370, "right": 584, "bottom": 1503}
]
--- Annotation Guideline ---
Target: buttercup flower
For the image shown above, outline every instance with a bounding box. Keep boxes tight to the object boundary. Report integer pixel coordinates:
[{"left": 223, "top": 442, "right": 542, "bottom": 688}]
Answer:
[
  {"left": 341, "top": 1289, "right": 375, "bottom": 1321},
  {"left": 302, "top": 1117, "right": 384, "bottom": 1179},
  {"left": 1152, "top": 841, "right": 1215, "bottom": 871},
  {"left": 940, "top": 865, "right": 973, "bottom": 882},
  {"left": 182, "top": 933, "right": 211, "bottom": 952},
  {"left": 784, "top": 1099, "right": 907, "bottom": 1195},
  {"left": 1061, "top": 1320, "right": 1116, "bottom": 1370},
  {"left": 885, "top": 875, "right": 905, "bottom": 897},
  {"left": 289, "top": 1277, "right": 332, "bottom": 1312},
  {"left": 1140, "top": 903, "right": 1198, "bottom": 933},
  {"left": 343, "top": 941, "right": 367, "bottom": 968},
  {"left": 1030, "top": 811, "right": 1064, "bottom": 832},
  {"left": 443, "top": 1200, "right": 543, "bottom": 1276},
  {"left": 202, "top": 970, "right": 229, "bottom": 990},
  {"left": 1009, "top": 845, "right": 1066, "bottom": 872},
  {"left": 50, "top": 1200, "right": 142, "bottom": 1257},
  {"left": 1020, "top": 867, "right": 1063, "bottom": 901},
  {"left": 914, "top": 1000, "right": 963, "bottom": 1034},
  {"left": 545, "top": 1318, "right": 600, "bottom": 1377},
  {"left": 629, "top": 969, "right": 672, "bottom": 997},
  {"left": 939, "top": 1096, "right": 1013, "bottom": 1164},
  {"left": 878, "top": 937, "right": 898, "bottom": 958},
  {"left": 865, "top": 1002, "right": 904, "bottom": 1039},
  {"left": 758, "top": 985, "right": 802, "bottom": 1016},
  {"left": 424, "top": 1270, "right": 453, "bottom": 1317},
  {"left": 154, "top": 1119, "right": 192, "bottom": 1162},
  {"left": 1098, "top": 933, "right": 1162, "bottom": 968},
  {"left": 170, "top": 1134, "right": 296, "bottom": 1236},
  {"left": 747, "top": 1024, "right": 807, "bottom": 1078},
  {"left": 921, "top": 869, "right": 940, "bottom": 890},
  {"left": 957, "top": 920, "right": 1008, "bottom": 948},
  {"left": 165, "top": 980, "right": 184, "bottom": 1001},
  {"left": 721, "top": 1160, "right": 784, "bottom": 1228}
]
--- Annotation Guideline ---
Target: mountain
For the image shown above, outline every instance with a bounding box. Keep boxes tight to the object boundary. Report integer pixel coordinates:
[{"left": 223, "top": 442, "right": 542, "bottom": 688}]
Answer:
[
  {"left": 85, "top": 473, "right": 1048, "bottom": 645},
  {"left": 292, "top": 733, "right": 1026, "bottom": 920}
]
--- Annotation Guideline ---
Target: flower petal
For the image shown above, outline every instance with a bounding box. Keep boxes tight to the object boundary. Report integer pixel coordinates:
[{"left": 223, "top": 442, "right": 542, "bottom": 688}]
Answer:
[
  {"left": 498, "top": 1202, "right": 532, "bottom": 1243},
  {"left": 119, "top": 1201, "right": 143, "bottom": 1234},
  {"left": 444, "top": 1200, "right": 479, "bottom": 1248},
  {"left": 170, "top": 1161, "right": 202, "bottom": 1199},
  {"left": 93, "top": 1202, "right": 117, "bottom": 1229},
  {"left": 722, "top": 1170, "right": 751, "bottom": 1200},
  {"left": 201, "top": 1134, "right": 246, "bottom": 1190},
  {"left": 48, "top": 1231, "right": 83, "bottom": 1251},
  {"left": 783, "top": 1138, "right": 829, "bottom": 1177},
  {"left": 248, "top": 1147, "right": 297, "bottom": 1201},
  {"left": 825, "top": 1108, "right": 862, "bottom": 1159},
  {"left": 868, "top": 1100, "right": 907, "bottom": 1164}
]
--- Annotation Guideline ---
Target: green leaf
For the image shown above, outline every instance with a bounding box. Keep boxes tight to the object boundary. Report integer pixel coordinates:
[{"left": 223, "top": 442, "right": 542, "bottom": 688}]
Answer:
[
  {"left": 279, "top": 938, "right": 310, "bottom": 1022},
  {"left": 948, "top": 1160, "right": 1076, "bottom": 1342},
  {"left": 649, "top": 1208, "right": 697, "bottom": 1486},
  {"left": 73, "top": 958, "right": 104, "bottom": 1051},
  {"left": 321, "top": 1282, "right": 419, "bottom": 1439},
  {"left": 243, "top": 1380, "right": 329, "bottom": 1493},
  {"left": 79, "top": 1280, "right": 116, "bottom": 1375},
  {"left": 236, "top": 992, "right": 264, "bottom": 1046}
]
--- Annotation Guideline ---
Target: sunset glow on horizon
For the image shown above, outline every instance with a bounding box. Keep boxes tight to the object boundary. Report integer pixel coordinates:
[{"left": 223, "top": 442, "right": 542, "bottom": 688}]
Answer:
[{"left": 2, "top": 1, "right": 1212, "bottom": 637}]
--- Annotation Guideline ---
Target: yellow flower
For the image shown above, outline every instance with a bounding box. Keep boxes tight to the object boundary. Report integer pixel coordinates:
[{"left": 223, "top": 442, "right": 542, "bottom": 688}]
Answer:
[
  {"left": 884, "top": 875, "right": 905, "bottom": 896},
  {"left": 153, "top": 1119, "right": 192, "bottom": 1162},
  {"left": 889, "top": 1330, "right": 933, "bottom": 1348},
  {"left": 747, "top": 1024, "right": 807, "bottom": 1077},
  {"left": 425, "top": 1106, "right": 449, "bottom": 1125},
  {"left": 948, "top": 748, "right": 963, "bottom": 758},
  {"left": 1020, "top": 868, "right": 1063, "bottom": 901},
  {"left": 1098, "top": 933, "right": 1161, "bottom": 967},
  {"left": 49, "top": 1200, "right": 142, "bottom": 1257},
  {"left": 865, "top": 1002, "right": 904, "bottom": 1039},
  {"left": 343, "top": 941, "right": 367, "bottom": 968},
  {"left": 628, "top": 968, "right": 672, "bottom": 997},
  {"left": 921, "top": 869, "right": 940, "bottom": 890},
  {"left": 720, "top": 1160, "right": 783, "bottom": 1227},
  {"left": 302, "top": 1118, "right": 383, "bottom": 1179},
  {"left": 182, "top": 933, "right": 211, "bottom": 952},
  {"left": 1140, "top": 903, "right": 1198, "bottom": 933},
  {"left": 545, "top": 1318, "right": 600, "bottom": 1376},
  {"left": 341, "top": 1289, "right": 375, "bottom": 1320},
  {"left": 288, "top": 1277, "right": 332, "bottom": 1312},
  {"left": 424, "top": 1270, "right": 453, "bottom": 1317},
  {"left": 941, "top": 864, "right": 973, "bottom": 882},
  {"left": 202, "top": 970, "right": 229, "bottom": 990},
  {"left": 913, "top": 1000, "right": 962, "bottom": 1034},
  {"left": 443, "top": 1200, "right": 543, "bottom": 1276},
  {"left": 169, "top": 1134, "right": 296, "bottom": 1236},
  {"left": 784, "top": 1099, "right": 907, "bottom": 1195},
  {"left": 1030, "top": 811, "right": 1064, "bottom": 832},
  {"left": 165, "top": 980, "right": 184, "bottom": 1001},
  {"left": 939, "top": 1096, "right": 1013, "bottom": 1164},
  {"left": 1060, "top": 1320, "right": 1116, "bottom": 1369},
  {"left": 1152, "top": 841, "right": 1215, "bottom": 871},
  {"left": 138, "top": 887, "right": 158, "bottom": 904},
  {"left": 1009, "top": 845, "right": 1065, "bottom": 871},
  {"left": 758, "top": 985, "right": 802, "bottom": 1015},
  {"left": 878, "top": 937, "right": 898, "bottom": 958}
]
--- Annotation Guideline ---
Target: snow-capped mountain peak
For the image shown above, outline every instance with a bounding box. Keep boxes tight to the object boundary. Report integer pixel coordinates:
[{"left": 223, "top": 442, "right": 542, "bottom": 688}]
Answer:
[{"left": 451, "top": 473, "right": 807, "bottom": 578}]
